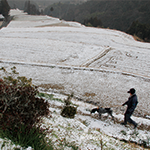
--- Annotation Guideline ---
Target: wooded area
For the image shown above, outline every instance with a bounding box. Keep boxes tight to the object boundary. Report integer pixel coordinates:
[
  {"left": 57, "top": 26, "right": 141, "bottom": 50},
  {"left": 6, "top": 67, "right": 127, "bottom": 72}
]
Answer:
[
  {"left": 1, "top": 0, "right": 150, "bottom": 42},
  {"left": 44, "top": 0, "right": 150, "bottom": 42}
]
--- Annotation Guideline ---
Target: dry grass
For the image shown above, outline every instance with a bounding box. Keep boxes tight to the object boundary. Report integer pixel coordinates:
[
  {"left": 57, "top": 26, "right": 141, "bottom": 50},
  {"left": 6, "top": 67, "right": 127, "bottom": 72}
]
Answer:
[
  {"left": 38, "top": 83, "right": 64, "bottom": 90},
  {"left": 36, "top": 22, "right": 71, "bottom": 28},
  {"left": 133, "top": 34, "right": 144, "bottom": 42},
  {"left": 84, "top": 92, "right": 96, "bottom": 97}
]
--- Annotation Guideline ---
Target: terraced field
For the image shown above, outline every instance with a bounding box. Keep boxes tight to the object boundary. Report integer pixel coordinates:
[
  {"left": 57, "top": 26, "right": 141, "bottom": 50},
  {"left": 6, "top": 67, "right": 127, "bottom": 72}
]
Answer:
[{"left": 0, "top": 9, "right": 150, "bottom": 117}]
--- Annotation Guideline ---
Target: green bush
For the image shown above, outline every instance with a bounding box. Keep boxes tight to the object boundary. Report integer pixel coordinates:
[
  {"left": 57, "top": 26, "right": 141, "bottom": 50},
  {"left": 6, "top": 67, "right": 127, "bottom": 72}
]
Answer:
[
  {"left": 61, "top": 93, "right": 77, "bottom": 118},
  {"left": 61, "top": 106, "right": 77, "bottom": 119}
]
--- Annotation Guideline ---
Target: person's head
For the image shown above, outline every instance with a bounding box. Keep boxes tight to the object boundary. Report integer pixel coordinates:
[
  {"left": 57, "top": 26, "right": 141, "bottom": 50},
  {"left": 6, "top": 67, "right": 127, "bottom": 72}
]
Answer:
[{"left": 127, "top": 88, "right": 136, "bottom": 95}]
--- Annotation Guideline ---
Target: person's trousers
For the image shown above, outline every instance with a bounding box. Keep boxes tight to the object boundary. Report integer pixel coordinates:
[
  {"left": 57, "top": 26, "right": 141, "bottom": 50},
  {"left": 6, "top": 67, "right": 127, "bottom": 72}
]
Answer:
[{"left": 124, "top": 113, "right": 137, "bottom": 126}]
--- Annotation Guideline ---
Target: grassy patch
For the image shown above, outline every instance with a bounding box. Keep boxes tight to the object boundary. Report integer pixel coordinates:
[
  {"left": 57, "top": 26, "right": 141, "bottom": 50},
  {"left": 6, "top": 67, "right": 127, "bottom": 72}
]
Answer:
[
  {"left": 0, "top": 125, "right": 53, "bottom": 150},
  {"left": 38, "top": 92, "right": 79, "bottom": 108},
  {"left": 38, "top": 92, "right": 64, "bottom": 103},
  {"left": 38, "top": 92, "right": 54, "bottom": 99}
]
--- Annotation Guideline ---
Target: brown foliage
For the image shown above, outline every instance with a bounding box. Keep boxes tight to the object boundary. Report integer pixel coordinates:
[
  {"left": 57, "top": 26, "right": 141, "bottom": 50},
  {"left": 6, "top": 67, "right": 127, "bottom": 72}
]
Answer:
[{"left": 0, "top": 67, "right": 49, "bottom": 130}]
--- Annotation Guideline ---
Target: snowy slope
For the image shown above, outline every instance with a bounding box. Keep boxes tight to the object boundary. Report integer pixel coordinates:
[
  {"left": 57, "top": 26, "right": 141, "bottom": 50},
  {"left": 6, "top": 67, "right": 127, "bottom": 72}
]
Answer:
[
  {"left": 0, "top": 9, "right": 150, "bottom": 149},
  {"left": 0, "top": 91, "right": 150, "bottom": 150},
  {"left": 0, "top": 9, "right": 150, "bottom": 117}
]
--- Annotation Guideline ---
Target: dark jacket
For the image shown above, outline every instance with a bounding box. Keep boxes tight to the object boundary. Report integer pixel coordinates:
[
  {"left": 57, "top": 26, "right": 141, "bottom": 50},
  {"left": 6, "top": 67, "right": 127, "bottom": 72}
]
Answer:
[{"left": 123, "top": 94, "right": 138, "bottom": 114}]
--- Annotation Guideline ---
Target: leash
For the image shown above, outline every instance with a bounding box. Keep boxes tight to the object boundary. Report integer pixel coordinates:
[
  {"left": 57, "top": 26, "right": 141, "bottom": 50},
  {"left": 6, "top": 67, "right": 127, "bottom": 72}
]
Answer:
[
  {"left": 109, "top": 105, "right": 122, "bottom": 108},
  {"left": 97, "top": 105, "right": 122, "bottom": 108}
]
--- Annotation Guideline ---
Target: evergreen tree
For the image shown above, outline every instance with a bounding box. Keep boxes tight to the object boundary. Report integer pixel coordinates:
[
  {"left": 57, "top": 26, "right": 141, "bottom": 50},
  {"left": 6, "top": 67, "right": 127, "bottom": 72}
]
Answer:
[
  {"left": 84, "top": 17, "right": 102, "bottom": 27},
  {"left": 127, "top": 20, "right": 150, "bottom": 42},
  {"left": 0, "top": 0, "right": 10, "bottom": 18},
  {"left": 24, "top": 0, "right": 40, "bottom": 15}
]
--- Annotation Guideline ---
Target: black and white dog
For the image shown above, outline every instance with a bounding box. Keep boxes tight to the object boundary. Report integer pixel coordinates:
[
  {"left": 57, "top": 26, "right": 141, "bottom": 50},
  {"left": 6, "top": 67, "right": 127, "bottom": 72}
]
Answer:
[{"left": 91, "top": 107, "right": 114, "bottom": 119}]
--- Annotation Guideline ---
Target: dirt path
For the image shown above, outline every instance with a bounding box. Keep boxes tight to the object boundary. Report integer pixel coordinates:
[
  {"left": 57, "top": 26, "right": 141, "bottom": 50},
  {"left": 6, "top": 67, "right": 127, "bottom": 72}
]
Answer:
[{"left": 1, "top": 60, "right": 149, "bottom": 82}]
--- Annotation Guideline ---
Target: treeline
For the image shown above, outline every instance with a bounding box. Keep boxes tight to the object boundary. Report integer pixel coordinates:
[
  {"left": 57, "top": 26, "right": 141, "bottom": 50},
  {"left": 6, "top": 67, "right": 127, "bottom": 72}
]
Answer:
[
  {"left": 7, "top": 0, "right": 41, "bottom": 15},
  {"left": 24, "top": 0, "right": 40, "bottom": 15},
  {"left": 3, "top": 0, "right": 150, "bottom": 42},
  {"left": 44, "top": 0, "right": 150, "bottom": 42},
  {"left": 0, "top": 0, "right": 10, "bottom": 18},
  {"left": 127, "top": 20, "right": 150, "bottom": 42},
  {"left": 7, "top": 0, "right": 26, "bottom": 10},
  {"left": 84, "top": 17, "right": 102, "bottom": 27}
]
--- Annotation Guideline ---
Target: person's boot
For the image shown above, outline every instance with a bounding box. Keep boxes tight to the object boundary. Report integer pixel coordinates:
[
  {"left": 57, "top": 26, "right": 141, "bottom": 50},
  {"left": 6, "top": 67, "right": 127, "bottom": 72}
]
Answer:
[
  {"left": 134, "top": 123, "right": 138, "bottom": 129},
  {"left": 120, "top": 122, "right": 127, "bottom": 126}
]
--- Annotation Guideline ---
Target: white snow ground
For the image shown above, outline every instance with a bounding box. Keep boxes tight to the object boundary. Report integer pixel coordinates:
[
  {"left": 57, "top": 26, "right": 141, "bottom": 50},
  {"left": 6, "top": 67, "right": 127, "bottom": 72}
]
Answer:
[
  {"left": 0, "top": 9, "right": 150, "bottom": 149},
  {"left": 0, "top": 91, "right": 150, "bottom": 149},
  {"left": 0, "top": 10, "right": 150, "bottom": 117}
]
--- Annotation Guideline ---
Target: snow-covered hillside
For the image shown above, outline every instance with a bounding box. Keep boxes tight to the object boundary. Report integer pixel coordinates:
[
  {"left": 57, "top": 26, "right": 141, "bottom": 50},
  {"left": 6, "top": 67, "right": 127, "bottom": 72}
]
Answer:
[
  {"left": 1, "top": 91, "right": 150, "bottom": 149},
  {"left": 0, "top": 9, "right": 149, "bottom": 117},
  {"left": 0, "top": 9, "right": 150, "bottom": 150}
]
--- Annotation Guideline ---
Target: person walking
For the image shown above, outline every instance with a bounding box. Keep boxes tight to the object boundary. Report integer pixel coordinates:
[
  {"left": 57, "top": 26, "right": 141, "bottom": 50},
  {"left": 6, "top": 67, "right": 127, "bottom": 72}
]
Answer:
[{"left": 121, "top": 88, "right": 138, "bottom": 129}]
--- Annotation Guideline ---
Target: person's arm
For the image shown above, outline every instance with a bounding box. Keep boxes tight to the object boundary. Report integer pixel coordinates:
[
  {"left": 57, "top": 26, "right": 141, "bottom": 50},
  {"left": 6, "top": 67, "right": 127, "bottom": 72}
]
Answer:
[{"left": 122, "top": 100, "right": 128, "bottom": 106}]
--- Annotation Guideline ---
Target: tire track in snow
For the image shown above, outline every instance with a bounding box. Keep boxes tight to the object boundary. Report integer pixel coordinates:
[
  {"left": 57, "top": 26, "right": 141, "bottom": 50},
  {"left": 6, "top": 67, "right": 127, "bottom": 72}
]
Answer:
[
  {"left": 80, "top": 47, "right": 112, "bottom": 67},
  {"left": 0, "top": 60, "right": 150, "bottom": 82}
]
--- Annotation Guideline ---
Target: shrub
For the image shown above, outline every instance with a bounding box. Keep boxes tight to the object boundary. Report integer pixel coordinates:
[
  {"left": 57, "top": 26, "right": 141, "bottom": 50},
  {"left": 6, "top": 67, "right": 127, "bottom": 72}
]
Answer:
[
  {"left": 0, "top": 66, "right": 49, "bottom": 130},
  {"left": 0, "top": 124, "right": 53, "bottom": 150},
  {"left": 61, "top": 93, "right": 77, "bottom": 118},
  {"left": 61, "top": 106, "right": 77, "bottom": 118},
  {"left": 0, "top": 66, "right": 52, "bottom": 149},
  {"left": 64, "top": 92, "right": 74, "bottom": 106}
]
